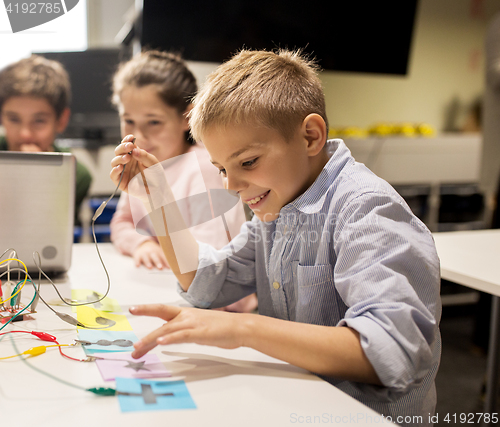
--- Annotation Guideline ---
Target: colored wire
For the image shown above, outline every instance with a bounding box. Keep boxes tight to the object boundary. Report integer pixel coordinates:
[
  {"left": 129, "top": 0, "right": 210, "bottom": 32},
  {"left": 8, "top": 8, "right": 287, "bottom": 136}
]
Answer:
[
  {"left": 0, "top": 270, "right": 62, "bottom": 320},
  {"left": 0, "top": 343, "right": 71, "bottom": 360},
  {"left": 0, "top": 330, "right": 88, "bottom": 362},
  {"left": 0, "top": 258, "right": 28, "bottom": 304},
  {"left": 0, "top": 269, "right": 109, "bottom": 330},
  {"left": 8, "top": 335, "right": 116, "bottom": 395},
  {"left": 31, "top": 251, "right": 111, "bottom": 307},
  {"left": 0, "top": 155, "right": 129, "bottom": 330},
  {"left": 9, "top": 335, "right": 87, "bottom": 391},
  {"left": 0, "top": 281, "right": 37, "bottom": 331},
  {"left": 10, "top": 278, "right": 26, "bottom": 308},
  {"left": 0, "top": 248, "right": 16, "bottom": 259},
  {"left": 0, "top": 330, "right": 54, "bottom": 339},
  {"left": 29, "top": 160, "right": 128, "bottom": 309},
  {"left": 55, "top": 339, "right": 88, "bottom": 362},
  {"left": 0, "top": 249, "right": 19, "bottom": 281}
]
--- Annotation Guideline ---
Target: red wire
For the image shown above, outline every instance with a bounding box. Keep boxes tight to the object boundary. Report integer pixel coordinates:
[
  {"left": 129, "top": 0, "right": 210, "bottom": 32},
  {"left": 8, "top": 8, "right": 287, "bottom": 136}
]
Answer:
[
  {"left": 54, "top": 340, "right": 86, "bottom": 362},
  {"left": 0, "top": 330, "right": 30, "bottom": 336},
  {"left": 1, "top": 330, "right": 86, "bottom": 362}
]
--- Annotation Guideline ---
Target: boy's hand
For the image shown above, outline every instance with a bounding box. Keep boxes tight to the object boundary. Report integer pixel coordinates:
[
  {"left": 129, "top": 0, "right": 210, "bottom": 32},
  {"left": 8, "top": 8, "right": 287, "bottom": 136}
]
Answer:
[
  {"left": 19, "top": 143, "right": 42, "bottom": 152},
  {"left": 110, "top": 134, "right": 160, "bottom": 192},
  {"left": 129, "top": 304, "right": 245, "bottom": 359},
  {"left": 133, "top": 240, "right": 169, "bottom": 270}
]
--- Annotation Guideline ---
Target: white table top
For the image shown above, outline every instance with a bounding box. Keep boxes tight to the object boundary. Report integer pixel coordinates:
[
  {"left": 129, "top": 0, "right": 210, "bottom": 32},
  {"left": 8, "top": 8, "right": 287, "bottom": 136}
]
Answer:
[
  {"left": 0, "top": 243, "right": 389, "bottom": 427},
  {"left": 433, "top": 229, "right": 500, "bottom": 296}
]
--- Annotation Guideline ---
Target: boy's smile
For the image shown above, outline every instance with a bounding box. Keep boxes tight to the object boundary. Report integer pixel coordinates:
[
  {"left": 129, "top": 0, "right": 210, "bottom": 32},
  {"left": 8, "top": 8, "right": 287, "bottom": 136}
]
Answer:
[
  {"left": 245, "top": 190, "right": 271, "bottom": 207},
  {"left": 202, "top": 120, "right": 327, "bottom": 222}
]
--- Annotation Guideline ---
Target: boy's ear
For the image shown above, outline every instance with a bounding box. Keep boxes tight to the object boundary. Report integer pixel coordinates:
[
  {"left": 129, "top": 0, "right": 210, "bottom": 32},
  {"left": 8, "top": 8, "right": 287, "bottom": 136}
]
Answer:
[
  {"left": 302, "top": 114, "right": 327, "bottom": 156},
  {"left": 56, "top": 108, "right": 71, "bottom": 133}
]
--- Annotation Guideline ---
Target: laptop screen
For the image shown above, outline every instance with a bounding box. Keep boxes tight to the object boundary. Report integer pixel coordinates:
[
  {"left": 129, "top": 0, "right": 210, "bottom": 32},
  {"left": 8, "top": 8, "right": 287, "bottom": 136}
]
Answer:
[{"left": 0, "top": 151, "right": 75, "bottom": 274}]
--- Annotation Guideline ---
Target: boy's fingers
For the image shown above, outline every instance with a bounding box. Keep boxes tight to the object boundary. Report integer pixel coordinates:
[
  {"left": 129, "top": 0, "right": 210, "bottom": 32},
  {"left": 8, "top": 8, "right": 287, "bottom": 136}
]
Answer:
[
  {"left": 131, "top": 338, "right": 159, "bottom": 359},
  {"left": 131, "top": 319, "right": 181, "bottom": 359},
  {"left": 129, "top": 304, "right": 182, "bottom": 321}
]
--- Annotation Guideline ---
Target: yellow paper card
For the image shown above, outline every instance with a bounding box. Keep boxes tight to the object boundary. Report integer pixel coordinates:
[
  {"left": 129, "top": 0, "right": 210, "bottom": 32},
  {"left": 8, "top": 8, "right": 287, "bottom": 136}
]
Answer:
[
  {"left": 76, "top": 306, "right": 132, "bottom": 331},
  {"left": 71, "top": 289, "right": 121, "bottom": 313}
]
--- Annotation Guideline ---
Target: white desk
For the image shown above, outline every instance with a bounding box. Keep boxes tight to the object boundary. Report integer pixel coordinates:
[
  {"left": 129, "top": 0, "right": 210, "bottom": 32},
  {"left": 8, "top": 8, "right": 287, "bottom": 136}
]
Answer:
[
  {"left": 433, "top": 230, "right": 500, "bottom": 414},
  {"left": 0, "top": 243, "right": 390, "bottom": 426}
]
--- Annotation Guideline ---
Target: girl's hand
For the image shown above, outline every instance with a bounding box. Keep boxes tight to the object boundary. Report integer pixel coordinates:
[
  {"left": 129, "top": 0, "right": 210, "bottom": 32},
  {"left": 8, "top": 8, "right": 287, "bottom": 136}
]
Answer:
[
  {"left": 129, "top": 304, "right": 246, "bottom": 359},
  {"left": 110, "top": 134, "right": 160, "bottom": 192},
  {"left": 133, "top": 240, "right": 169, "bottom": 270}
]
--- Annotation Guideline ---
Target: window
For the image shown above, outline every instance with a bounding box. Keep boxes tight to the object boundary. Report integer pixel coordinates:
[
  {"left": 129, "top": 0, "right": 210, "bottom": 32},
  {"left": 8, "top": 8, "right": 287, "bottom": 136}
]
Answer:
[{"left": 0, "top": 0, "right": 87, "bottom": 71}]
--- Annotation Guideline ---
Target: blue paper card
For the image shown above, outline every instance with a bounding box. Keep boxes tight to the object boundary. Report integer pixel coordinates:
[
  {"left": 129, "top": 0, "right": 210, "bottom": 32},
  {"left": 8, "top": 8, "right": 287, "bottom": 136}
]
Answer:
[
  {"left": 77, "top": 330, "right": 138, "bottom": 354},
  {"left": 116, "top": 378, "right": 196, "bottom": 412}
]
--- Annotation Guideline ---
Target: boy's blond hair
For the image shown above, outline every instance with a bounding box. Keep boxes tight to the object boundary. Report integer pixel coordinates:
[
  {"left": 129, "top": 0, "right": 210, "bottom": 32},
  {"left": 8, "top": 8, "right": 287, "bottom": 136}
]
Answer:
[
  {"left": 190, "top": 49, "right": 328, "bottom": 142},
  {"left": 0, "top": 55, "right": 71, "bottom": 117}
]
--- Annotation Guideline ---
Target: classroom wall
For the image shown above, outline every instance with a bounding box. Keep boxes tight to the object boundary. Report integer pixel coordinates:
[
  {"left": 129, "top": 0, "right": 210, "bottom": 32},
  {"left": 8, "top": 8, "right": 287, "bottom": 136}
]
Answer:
[
  {"left": 322, "top": 0, "right": 500, "bottom": 132},
  {"left": 86, "top": 0, "right": 500, "bottom": 134},
  {"left": 87, "top": 0, "right": 135, "bottom": 48}
]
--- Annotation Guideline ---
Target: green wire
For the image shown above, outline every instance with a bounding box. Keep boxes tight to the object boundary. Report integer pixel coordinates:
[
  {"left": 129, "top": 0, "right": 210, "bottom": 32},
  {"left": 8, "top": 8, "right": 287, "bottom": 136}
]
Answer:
[
  {"left": 1, "top": 277, "right": 117, "bottom": 395},
  {"left": 0, "top": 162, "right": 129, "bottom": 395},
  {"left": 9, "top": 335, "right": 87, "bottom": 391},
  {"left": 7, "top": 335, "right": 116, "bottom": 395}
]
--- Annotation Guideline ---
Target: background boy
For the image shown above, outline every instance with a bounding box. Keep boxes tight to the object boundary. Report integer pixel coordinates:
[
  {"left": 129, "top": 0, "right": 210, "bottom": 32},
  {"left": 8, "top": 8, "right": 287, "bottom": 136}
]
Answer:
[
  {"left": 111, "top": 49, "right": 441, "bottom": 426},
  {"left": 0, "top": 55, "right": 92, "bottom": 225}
]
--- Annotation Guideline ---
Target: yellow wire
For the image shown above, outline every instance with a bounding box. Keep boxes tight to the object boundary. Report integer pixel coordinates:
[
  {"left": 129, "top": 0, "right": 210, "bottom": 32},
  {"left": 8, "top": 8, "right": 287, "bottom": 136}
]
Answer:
[
  {"left": 0, "top": 258, "right": 28, "bottom": 304},
  {"left": 0, "top": 344, "right": 71, "bottom": 360}
]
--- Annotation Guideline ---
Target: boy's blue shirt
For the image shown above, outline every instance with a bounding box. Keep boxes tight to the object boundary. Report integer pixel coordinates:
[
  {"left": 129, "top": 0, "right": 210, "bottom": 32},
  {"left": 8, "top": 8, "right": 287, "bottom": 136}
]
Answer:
[{"left": 180, "top": 139, "right": 441, "bottom": 424}]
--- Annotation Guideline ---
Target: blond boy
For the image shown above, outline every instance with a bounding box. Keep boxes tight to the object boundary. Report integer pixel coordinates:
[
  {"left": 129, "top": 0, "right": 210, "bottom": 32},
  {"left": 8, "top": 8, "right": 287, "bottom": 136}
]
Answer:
[{"left": 111, "top": 50, "right": 441, "bottom": 425}]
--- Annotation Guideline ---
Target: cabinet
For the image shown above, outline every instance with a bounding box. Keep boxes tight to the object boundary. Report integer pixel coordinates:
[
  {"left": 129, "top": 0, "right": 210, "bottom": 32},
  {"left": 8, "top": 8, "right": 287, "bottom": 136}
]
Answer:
[{"left": 344, "top": 134, "right": 483, "bottom": 232}]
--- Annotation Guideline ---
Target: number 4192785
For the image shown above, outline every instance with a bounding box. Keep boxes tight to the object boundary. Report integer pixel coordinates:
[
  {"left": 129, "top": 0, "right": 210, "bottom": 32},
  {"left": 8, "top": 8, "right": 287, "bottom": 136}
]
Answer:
[
  {"left": 5, "top": 3, "right": 61, "bottom": 14},
  {"left": 443, "top": 413, "right": 498, "bottom": 424}
]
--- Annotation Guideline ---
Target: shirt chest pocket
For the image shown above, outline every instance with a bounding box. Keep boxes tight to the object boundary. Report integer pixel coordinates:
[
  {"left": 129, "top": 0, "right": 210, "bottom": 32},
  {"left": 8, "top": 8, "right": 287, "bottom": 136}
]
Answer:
[{"left": 296, "top": 264, "right": 341, "bottom": 325}]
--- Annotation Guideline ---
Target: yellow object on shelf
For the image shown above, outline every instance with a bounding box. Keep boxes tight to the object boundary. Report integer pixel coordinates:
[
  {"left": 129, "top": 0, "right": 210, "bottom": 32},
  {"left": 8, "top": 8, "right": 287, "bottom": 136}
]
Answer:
[
  {"left": 330, "top": 122, "right": 436, "bottom": 139},
  {"left": 394, "top": 123, "right": 416, "bottom": 137},
  {"left": 415, "top": 123, "right": 435, "bottom": 137},
  {"left": 329, "top": 126, "right": 368, "bottom": 139},
  {"left": 368, "top": 123, "right": 395, "bottom": 136}
]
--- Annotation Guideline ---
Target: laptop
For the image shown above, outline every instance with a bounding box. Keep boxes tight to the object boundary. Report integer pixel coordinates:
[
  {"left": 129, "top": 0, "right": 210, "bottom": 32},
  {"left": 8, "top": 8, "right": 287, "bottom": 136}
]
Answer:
[{"left": 0, "top": 151, "right": 75, "bottom": 274}]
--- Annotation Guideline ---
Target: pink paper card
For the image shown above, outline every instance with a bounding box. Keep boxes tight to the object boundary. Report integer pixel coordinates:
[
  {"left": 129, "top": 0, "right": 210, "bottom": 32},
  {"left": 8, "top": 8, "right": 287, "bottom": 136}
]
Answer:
[{"left": 95, "top": 352, "right": 171, "bottom": 381}]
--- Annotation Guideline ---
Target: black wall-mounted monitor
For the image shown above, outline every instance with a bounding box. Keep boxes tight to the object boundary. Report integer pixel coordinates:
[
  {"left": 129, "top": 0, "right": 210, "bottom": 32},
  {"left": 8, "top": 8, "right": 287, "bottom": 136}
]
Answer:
[
  {"left": 35, "top": 49, "right": 130, "bottom": 140},
  {"left": 140, "top": 0, "right": 419, "bottom": 76}
]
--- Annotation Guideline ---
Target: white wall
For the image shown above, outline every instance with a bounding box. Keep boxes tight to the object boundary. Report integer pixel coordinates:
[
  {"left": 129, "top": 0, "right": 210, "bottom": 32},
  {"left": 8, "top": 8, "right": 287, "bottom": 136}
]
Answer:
[{"left": 87, "top": 0, "right": 135, "bottom": 48}]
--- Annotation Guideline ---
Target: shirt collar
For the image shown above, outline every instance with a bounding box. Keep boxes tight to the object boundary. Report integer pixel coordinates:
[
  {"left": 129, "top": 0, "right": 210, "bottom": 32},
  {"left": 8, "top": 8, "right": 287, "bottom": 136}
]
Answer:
[{"left": 286, "top": 139, "right": 353, "bottom": 214}]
